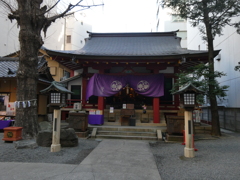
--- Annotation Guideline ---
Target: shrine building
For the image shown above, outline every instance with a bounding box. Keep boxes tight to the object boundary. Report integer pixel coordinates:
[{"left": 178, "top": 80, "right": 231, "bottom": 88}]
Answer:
[{"left": 43, "top": 31, "right": 219, "bottom": 125}]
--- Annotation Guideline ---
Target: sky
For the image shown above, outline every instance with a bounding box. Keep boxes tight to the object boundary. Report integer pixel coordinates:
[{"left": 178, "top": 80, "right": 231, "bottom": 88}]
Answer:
[{"left": 62, "top": 0, "right": 157, "bottom": 33}]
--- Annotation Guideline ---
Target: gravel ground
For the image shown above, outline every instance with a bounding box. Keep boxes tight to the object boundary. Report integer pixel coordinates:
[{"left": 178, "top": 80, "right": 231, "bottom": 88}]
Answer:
[
  {"left": 149, "top": 130, "right": 240, "bottom": 180},
  {"left": 1, "top": 130, "right": 240, "bottom": 180},
  {"left": 0, "top": 133, "right": 100, "bottom": 164}
]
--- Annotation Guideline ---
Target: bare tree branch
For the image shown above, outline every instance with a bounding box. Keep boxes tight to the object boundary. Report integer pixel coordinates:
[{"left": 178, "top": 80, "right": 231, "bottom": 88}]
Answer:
[
  {"left": 43, "top": 1, "right": 103, "bottom": 36},
  {"left": 0, "top": 0, "right": 15, "bottom": 12},
  {"left": 44, "top": 0, "right": 61, "bottom": 14}
]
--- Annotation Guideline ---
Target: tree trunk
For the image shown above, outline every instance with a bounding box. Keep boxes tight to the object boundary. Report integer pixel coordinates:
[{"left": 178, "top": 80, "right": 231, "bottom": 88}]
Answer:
[
  {"left": 14, "top": 0, "right": 44, "bottom": 139},
  {"left": 203, "top": 1, "right": 221, "bottom": 136}
]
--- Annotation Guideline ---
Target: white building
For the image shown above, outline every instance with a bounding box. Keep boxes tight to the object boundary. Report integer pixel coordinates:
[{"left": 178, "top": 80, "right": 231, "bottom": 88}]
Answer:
[
  {"left": 187, "top": 17, "right": 240, "bottom": 132},
  {"left": 155, "top": 2, "right": 240, "bottom": 131},
  {"left": 64, "top": 13, "right": 92, "bottom": 50},
  {"left": 0, "top": 17, "right": 19, "bottom": 56},
  {"left": 0, "top": 12, "right": 91, "bottom": 56},
  {"left": 155, "top": 1, "right": 187, "bottom": 48}
]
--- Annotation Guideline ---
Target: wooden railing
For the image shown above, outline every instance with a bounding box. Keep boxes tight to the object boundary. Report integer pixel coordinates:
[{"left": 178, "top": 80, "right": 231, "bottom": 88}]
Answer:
[
  {"left": 159, "top": 101, "right": 179, "bottom": 110},
  {"left": 66, "top": 99, "right": 98, "bottom": 109},
  {"left": 66, "top": 99, "right": 179, "bottom": 110}
]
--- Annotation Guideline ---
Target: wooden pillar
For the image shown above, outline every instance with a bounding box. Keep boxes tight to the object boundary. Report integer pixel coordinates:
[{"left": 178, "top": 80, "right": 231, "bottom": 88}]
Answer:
[
  {"left": 153, "top": 69, "right": 160, "bottom": 123},
  {"left": 173, "top": 73, "right": 180, "bottom": 109},
  {"left": 98, "top": 97, "right": 104, "bottom": 112},
  {"left": 82, "top": 78, "right": 87, "bottom": 108},
  {"left": 70, "top": 70, "right": 74, "bottom": 77},
  {"left": 153, "top": 97, "right": 160, "bottom": 123},
  {"left": 98, "top": 69, "right": 105, "bottom": 113}
]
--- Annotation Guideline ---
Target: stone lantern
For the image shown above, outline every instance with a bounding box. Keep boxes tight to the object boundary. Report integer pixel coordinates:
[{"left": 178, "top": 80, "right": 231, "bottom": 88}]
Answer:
[
  {"left": 176, "top": 84, "right": 204, "bottom": 111},
  {"left": 41, "top": 81, "right": 73, "bottom": 108},
  {"left": 40, "top": 81, "right": 73, "bottom": 152},
  {"left": 173, "top": 83, "right": 204, "bottom": 158}
]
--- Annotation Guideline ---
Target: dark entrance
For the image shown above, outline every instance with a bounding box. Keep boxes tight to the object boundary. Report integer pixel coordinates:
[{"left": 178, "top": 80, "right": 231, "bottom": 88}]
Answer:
[
  {"left": 71, "top": 85, "right": 81, "bottom": 101},
  {"left": 105, "top": 87, "right": 153, "bottom": 109},
  {"left": 160, "top": 77, "right": 173, "bottom": 105}
]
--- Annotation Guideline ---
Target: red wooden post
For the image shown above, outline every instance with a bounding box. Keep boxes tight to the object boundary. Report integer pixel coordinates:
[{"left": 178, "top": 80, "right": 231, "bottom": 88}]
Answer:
[
  {"left": 182, "top": 130, "right": 186, "bottom": 145},
  {"left": 98, "top": 96, "right": 104, "bottom": 114},
  {"left": 82, "top": 78, "right": 87, "bottom": 108},
  {"left": 70, "top": 70, "right": 74, "bottom": 77},
  {"left": 193, "top": 134, "right": 198, "bottom": 151},
  {"left": 153, "top": 97, "right": 160, "bottom": 123}
]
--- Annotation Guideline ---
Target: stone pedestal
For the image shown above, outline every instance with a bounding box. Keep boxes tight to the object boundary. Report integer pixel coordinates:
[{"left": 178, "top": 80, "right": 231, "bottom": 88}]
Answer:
[
  {"left": 67, "top": 112, "right": 88, "bottom": 132},
  {"left": 184, "top": 111, "right": 195, "bottom": 158},
  {"left": 184, "top": 147, "right": 195, "bottom": 158},
  {"left": 51, "top": 109, "right": 61, "bottom": 152},
  {"left": 51, "top": 144, "right": 61, "bottom": 152},
  {"left": 37, "top": 128, "right": 78, "bottom": 147}
]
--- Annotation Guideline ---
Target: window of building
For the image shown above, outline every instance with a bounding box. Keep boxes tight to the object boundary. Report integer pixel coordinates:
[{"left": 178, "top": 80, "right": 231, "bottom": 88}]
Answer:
[
  {"left": 63, "top": 70, "right": 70, "bottom": 78},
  {"left": 66, "top": 35, "right": 71, "bottom": 43},
  {"left": 71, "top": 85, "right": 81, "bottom": 100},
  {"left": 0, "top": 96, "right": 6, "bottom": 111},
  {"left": 0, "top": 93, "right": 10, "bottom": 111},
  {"left": 60, "top": 70, "right": 70, "bottom": 81}
]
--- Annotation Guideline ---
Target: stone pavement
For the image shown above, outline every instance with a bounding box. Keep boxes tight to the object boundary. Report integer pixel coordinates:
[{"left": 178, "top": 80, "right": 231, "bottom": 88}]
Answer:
[{"left": 0, "top": 139, "right": 161, "bottom": 180}]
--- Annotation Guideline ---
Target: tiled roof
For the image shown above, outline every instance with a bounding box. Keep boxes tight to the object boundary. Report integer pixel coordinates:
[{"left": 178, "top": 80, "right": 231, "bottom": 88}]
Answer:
[
  {"left": 60, "top": 74, "right": 82, "bottom": 84},
  {"left": 0, "top": 57, "right": 19, "bottom": 78},
  {"left": 0, "top": 56, "right": 53, "bottom": 83},
  {"left": 40, "top": 81, "right": 73, "bottom": 94},
  {"left": 172, "top": 82, "right": 205, "bottom": 95},
  {"left": 44, "top": 31, "right": 209, "bottom": 57}
]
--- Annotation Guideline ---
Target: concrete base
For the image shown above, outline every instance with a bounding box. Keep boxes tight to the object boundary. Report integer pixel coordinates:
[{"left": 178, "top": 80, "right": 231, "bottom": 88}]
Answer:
[
  {"left": 166, "top": 133, "right": 183, "bottom": 142},
  {"left": 75, "top": 130, "right": 89, "bottom": 138},
  {"left": 51, "top": 144, "right": 61, "bottom": 152},
  {"left": 184, "top": 147, "right": 195, "bottom": 158},
  {"left": 157, "top": 130, "right": 162, "bottom": 140}
]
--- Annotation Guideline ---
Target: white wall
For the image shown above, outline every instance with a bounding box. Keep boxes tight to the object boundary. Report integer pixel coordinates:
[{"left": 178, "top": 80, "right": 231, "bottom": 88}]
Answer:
[
  {"left": 165, "top": 20, "right": 187, "bottom": 48},
  {"left": 0, "top": 18, "right": 19, "bottom": 56},
  {"left": 0, "top": 16, "right": 64, "bottom": 56},
  {"left": 43, "top": 18, "right": 65, "bottom": 50},
  {"left": 65, "top": 13, "right": 92, "bottom": 50},
  {"left": 0, "top": 12, "right": 92, "bottom": 56},
  {"left": 67, "top": 78, "right": 82, "bottom": 100},
  {"left": 156, "top": 7, "right": 187, "bottom": 48},
  {"left": 187, "top": 17, "right": 240, "bottom": 108},
  {"left": 187, "top": 22, "right": 207, "bottom": 50}
]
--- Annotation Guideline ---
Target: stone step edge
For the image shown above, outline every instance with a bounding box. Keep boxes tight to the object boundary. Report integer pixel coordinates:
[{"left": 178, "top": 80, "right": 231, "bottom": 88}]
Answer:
[
  {"left": 95, "top": 134, "right": 158, "bottom": 140},
  {"left": 97, "top": 131, "right": 157, "bottom": 136},
  {"left": 88, "top": 127, "right": 166, "bottom": 132},
  {"left": 97, "top": 130, "right": 157, "bottom": 134}
]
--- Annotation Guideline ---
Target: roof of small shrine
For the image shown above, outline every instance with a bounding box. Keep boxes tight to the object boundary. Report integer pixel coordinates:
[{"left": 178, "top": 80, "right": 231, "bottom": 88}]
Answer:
[
  {"left": 0, "top": 56, "right": 53, "bottom": 83},
  {"left": 40, "top": 81, "right": 73, "bottom": 94}
]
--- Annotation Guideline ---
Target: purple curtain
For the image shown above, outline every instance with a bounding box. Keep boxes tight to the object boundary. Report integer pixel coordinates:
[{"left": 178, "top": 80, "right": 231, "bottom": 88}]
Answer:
[
  {"left": 86, "top": 74, "right": 127, "bottom": 100},
  {"left": 86, "top": 74, "right": 164, "bottom": 100},
  {"left": 128, "top": 74, "right": 164, "bottom": 97}
]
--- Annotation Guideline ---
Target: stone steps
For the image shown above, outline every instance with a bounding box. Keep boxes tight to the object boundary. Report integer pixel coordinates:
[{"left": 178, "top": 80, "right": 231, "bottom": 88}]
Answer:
[
  {"left": 95, "top": 134, "right": 158, "bottom": 141},
  {"left": 89, "top": 126, "right": 165, "bottom": 141},
  {"left": 96, "top": 131, "right": 157, "bottom": 137}
]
